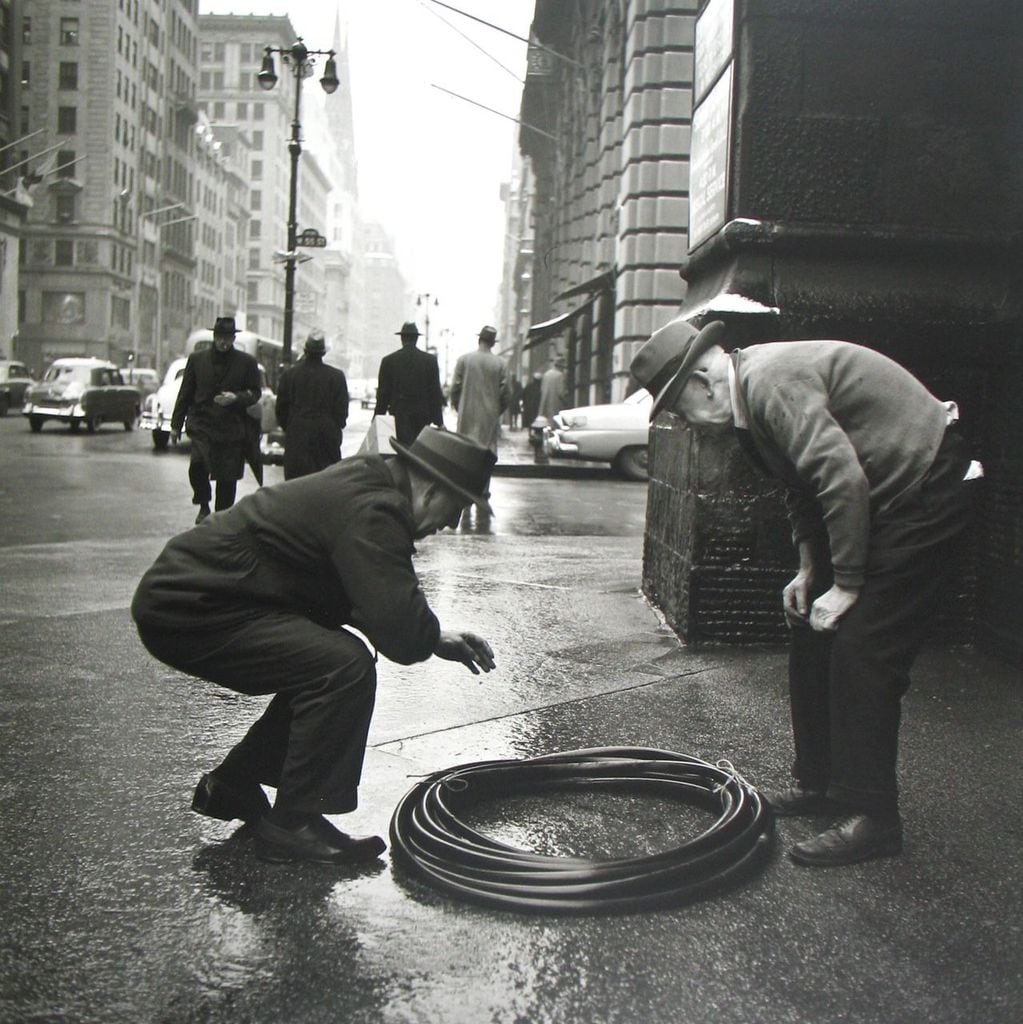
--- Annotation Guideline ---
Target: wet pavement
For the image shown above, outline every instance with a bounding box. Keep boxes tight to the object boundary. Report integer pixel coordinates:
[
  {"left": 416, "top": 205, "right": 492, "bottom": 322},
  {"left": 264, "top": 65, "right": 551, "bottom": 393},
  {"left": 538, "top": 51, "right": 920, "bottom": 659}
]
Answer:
[{"left": 0, "top": 412, "right": 1020, "bottom": 1023}]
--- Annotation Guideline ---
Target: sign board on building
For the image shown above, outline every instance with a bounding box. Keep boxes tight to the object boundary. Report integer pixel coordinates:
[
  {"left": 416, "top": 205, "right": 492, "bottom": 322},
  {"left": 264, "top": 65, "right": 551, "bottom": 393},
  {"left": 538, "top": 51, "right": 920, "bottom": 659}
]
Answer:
[
  {"left": 293, "top": 293, "right": 317, "bottom": 313},
  {"left": 694, "top": 0, "right": 734, "bottom": 106},
  {"left": 526, "top": 41, "right": 556, "bottom": 78},
  {"left": 296, "top": 228, "right": 327, "bottom": 248},
  {"left": 688, "top": 63, "right": 733, "bottom": 250}
]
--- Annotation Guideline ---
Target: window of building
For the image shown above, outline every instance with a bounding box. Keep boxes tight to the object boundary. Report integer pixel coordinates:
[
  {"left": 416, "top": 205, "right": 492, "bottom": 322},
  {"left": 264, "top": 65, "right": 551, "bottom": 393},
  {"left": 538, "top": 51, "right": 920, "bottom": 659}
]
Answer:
[
  {"left": 55, "top": 240, "right": 75, "bottom": 266},
  {"left": 214, "top": 43, "right": 225, "bottom": 61},
  {"left": 250, "top": 190, "right": 261, "bottom": 211},
  {"left": 213, "top": 101, "right": 225, "bottom": 119},
  {"left": 248, "top": 249, "right": 260, "bottom": 270},
  {"left": 20, "top": 106, "right": 29, "bottom": 136},
  {"left": 55, "top": 194, "right": 76, "bottom": 224},
  {"left": 251, "top": 159, "right": 262, "bottom": 179},
  {"left": 59, "top": 63, "right": 78, "bottom": 90},
  {"left": 57, "top": 150, "right": 76, "bottom": 178},
  {"left": 200, "top": 45, "right": 213, "bottom": 62},
  {"left": 22, "top": 17, "right": 30, "bottom": 45},
  {"left": 21, "top": 62, "right": 29, "bottom": 88},
  {"left": 247, "top": 281, "right": 259, "bottom": 303},
  {"left": 241, "top": 44, "right": 252, "bottom": 62},
  {"left": 250, "top": 220, "right": 260, "bottom": 239},
  {"left": 57, "top": 106, "right": 77, "bottom": 134},
  {"left": 253, "top": 103, "right": 264, "bottom": 121},
  {"left": 251, "top": 130, "right": 263, "bottom": 149},
  {"left": 60, "top": 18, "right": 79, "bottom": 45},
  {"left": 236, "top": 101, "right": 247, "bottom": 119},
  {"left": 212, "top": 71, "right": 224, "bottom": 89},
  {"left": 200, "top": 70, "right": 210, "bottom": 89}
]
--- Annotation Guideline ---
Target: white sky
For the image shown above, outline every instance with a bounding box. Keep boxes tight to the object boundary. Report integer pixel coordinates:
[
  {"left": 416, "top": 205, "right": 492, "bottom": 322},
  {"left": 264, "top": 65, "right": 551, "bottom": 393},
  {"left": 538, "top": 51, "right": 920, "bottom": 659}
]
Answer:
[{"left": 200, "top": 0, "right": 536, "bottom": 359}]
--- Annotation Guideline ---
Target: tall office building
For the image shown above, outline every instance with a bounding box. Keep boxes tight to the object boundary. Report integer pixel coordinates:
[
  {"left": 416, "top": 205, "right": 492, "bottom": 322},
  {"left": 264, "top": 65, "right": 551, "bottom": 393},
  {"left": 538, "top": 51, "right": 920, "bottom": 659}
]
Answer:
[{"left": 17, "top": 0, "right": 200, "bottom": 372}]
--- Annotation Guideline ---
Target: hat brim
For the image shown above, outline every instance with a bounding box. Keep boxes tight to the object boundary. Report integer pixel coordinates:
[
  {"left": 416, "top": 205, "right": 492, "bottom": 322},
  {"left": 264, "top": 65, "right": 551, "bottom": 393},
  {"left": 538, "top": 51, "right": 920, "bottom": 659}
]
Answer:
[
  {"left": 649, "top": 320, "right": 728, "bottom": 420},
  {"left": 389, "top": 437, "right": 494, "bottom": 515}
]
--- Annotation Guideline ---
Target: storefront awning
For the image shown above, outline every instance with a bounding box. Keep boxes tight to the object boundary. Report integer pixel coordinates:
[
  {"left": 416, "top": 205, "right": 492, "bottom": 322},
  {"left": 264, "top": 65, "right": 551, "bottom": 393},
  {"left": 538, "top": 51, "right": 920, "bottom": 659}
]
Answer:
[{"left": 524, "top": 294, "right": 598, "bottom": 349}]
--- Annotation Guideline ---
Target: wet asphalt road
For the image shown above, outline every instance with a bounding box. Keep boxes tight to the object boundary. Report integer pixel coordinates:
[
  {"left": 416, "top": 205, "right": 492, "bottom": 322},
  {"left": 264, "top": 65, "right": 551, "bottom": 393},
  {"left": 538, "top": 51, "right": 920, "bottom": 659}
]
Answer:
[{"left": 0, "top": 407, "right": 1020, "bottom": 1023}]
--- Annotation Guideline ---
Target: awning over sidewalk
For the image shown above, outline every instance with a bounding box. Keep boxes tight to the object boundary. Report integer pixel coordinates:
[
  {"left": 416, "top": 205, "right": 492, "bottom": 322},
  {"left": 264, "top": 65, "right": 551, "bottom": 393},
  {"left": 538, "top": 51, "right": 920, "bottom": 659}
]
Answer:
[{"left": 524, "top": 294, "right": 598, "bottom": 350}]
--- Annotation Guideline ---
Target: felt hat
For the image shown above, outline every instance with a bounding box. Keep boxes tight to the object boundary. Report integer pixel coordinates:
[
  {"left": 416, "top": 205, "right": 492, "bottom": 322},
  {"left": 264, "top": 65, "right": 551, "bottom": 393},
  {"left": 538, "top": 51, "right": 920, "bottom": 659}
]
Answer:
[
  {"left": 212, "top": 316, "right": 239, "bottom": 336},
  {"left": 478, "top": 325, "right": 497, "bottom": 343},
  {"left": 304, "top": 330, "right": 327, "bottom": 355},
  {"left": 629, "top": 318, "right": 728, "bottom": 420},
  {"left": 390, "top": 426, "right": 496, "bottom": 514},
  {"left": 396, "top": 322, "right": 421, "bottom": 339}
]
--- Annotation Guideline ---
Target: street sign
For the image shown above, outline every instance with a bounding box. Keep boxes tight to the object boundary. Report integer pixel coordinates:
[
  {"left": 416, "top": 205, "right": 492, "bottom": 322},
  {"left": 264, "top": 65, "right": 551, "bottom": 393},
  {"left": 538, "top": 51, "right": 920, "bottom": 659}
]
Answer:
[{"left": 296, "top": 228, "right": 327, "bottom": 248}]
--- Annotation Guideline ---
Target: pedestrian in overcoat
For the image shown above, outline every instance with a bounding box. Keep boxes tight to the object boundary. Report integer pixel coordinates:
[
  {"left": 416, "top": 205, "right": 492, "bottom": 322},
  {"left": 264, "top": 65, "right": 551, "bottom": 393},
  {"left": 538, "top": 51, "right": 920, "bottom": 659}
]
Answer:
[
  {"left": 172, "top": 315, "right": 262, "bottom": 522},
  {"left": 275, "top": 330, "right": 350, "bottom": 479},
  {"left": 132, "top": 427, "right": 497, "bottom": 866},
  {"left": 537, "top": 354, "right": 568, "bottom": 426},
  {"left": 631, "top": 320, "right": 982, "bottom": 868},
  {"left": 373, "top": 322, "right": 445, "bottom": 444},
  {"left": 449, "top": 325, "right": 510, "bottom": 453}
]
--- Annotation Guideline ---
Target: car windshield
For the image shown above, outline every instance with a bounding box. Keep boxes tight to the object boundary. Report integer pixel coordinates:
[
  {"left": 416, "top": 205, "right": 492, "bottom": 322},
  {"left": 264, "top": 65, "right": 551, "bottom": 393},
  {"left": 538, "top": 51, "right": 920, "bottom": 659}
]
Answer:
[{"left": 43, "top": 365, "right": 91, "bottom": 384}]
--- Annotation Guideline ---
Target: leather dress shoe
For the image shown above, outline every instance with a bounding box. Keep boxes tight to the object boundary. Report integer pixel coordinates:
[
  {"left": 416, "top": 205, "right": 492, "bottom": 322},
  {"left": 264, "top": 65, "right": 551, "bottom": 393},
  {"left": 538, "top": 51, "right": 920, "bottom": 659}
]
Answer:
[
  {"left": 191, "top": 772, "right": 270, "bottom": 823},
  {"left": 255, "top": 815, "right": 386, "bottom": 865},
  {"left": 789, "top": 814, "right": 903, "bottom": 867},
  {"left": 762, "top": 785, "right": 835, "bottom": 817}
]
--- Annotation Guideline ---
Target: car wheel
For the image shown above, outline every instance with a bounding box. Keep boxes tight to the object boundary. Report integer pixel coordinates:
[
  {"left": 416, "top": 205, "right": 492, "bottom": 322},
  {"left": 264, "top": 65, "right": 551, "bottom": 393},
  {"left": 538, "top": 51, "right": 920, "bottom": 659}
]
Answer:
[
  {"left": 29, "top": 415, "right": 44, "bottom": 433},
  {"left": 0, "top": 395, "right": 8, "bottom": 417},
  {"left": 69, "top": 419, "right": 81, "bottom": 433},
  {"left": 124, "top": 409, "right": 139, "bottom": 431},
  {"left": 85, "top": 415, "right": 101, "bottom": 433},
  {"left": 613, "top": 445, "right": 649, "bottom": 482},
  {"left": 152, "top": 429, "right": 170, "bottom": 451}
]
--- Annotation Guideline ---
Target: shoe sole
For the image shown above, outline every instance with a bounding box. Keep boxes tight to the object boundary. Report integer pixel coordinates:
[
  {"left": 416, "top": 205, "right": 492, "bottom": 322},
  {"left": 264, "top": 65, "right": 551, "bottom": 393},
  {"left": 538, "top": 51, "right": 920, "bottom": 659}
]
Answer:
[{"left": 191, "top": 775, "right": 270, "bottom": 823}]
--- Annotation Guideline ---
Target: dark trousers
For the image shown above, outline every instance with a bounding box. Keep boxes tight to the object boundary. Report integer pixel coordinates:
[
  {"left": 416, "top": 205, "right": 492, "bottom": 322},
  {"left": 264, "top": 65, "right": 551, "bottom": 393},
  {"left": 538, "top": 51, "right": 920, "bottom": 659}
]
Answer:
[
  {"left": 138, "top": 612, "right": 377, "bottom": 815},
  {"left": 188, "top": 454, "right": 237, "bottom": 511},
  {"left": 788, "top": 429, "right": 975, "bottom": 815}
]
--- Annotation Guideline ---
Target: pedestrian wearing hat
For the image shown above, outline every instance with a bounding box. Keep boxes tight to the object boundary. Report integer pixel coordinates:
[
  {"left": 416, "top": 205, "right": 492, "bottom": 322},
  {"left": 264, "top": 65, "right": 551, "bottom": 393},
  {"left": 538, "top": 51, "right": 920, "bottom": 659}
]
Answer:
[
  {"left": 537, "top": 353, "right": 568, "bottom": 427},
  {"left": 630, "top": 320, "right": 982, "bottom": 867},
  {"left": 171, "top": 316, "right": 262, "bottom": 522},
  {"left": 275, "top": 331, "right": 350, "bottom": 480},
  {"left": 131, "top": 426, "right": 497, "bottom": 866},
  {"left": 449, "top": 325, "right": 510, "bottom": 454},
  {"left": 373, "top": 322, "right": 445, "bottom": 445}
]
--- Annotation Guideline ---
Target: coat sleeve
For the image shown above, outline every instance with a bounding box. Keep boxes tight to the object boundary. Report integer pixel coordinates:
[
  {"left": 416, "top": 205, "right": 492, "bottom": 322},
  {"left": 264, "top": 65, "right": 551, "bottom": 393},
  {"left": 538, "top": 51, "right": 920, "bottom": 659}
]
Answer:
[
  {"left": 171, "top": 355, "right": 197, "bottom": 433},
  {"left": 374, "top": 358, "right": 392, "bottom": 416},
  {"left": 328, "top": 496, "right": 440, "bottom": 664},
  {"left": 275, "top": 368, "right": 292, "bottom": 430},
  {"left": 429, "top": 355, "right": 445, "bottom": 425},
  {"left": 335, "top": 371, "right": 349, "bottom": 428},
  {"left": 764, "top": 383, "right": 870, "bottom": 588},
  {"left": 449, "top": 356, "right": 464, "bottom": 410},
  {"left": 234, "top": 356, "right": 262, "bottom": 410}
]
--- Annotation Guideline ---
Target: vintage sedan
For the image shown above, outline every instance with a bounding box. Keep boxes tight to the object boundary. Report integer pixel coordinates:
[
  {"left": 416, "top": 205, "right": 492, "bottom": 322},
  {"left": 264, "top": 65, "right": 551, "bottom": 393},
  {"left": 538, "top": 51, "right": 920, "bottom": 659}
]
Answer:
[
  {"left": 547, "top": 389, "right": 652, "bottom": 481},
  {"left": 0, "top": 359, "right": 36, "bottom": 416},
  {"left": 22, "top": 358, "right": 142, "bottom": 433}
]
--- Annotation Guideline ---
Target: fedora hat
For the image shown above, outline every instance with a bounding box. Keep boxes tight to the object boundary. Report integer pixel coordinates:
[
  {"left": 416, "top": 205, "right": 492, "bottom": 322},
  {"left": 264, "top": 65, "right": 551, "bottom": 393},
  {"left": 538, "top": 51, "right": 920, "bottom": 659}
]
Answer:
[
  {"left": 478, "top": 325, "right": 497, "bottom": 343},
  {"left": 304, "top": 330, "right": 327, "bottom": 355},
  {"left": 396, "top": 321, "right": 421, "bottom": 339},
  {"left": 212, "top": 315, "right": 239, "bottom": 336},
  {"left": 390, "top": 427, "right": 496, "bottom": 514},
  {"left": 630, "top": 319, "right": 727, "bottom": 420}
]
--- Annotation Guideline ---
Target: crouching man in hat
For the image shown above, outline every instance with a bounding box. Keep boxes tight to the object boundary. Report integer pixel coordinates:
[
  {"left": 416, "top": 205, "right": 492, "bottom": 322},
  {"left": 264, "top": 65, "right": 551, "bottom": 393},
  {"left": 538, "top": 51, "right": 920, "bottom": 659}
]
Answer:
[
  {"left": 172, "top": 315, "right": 263, "bottom": 523},
  {"left": 630, "top": 322, "right": 982, "bottom": 867},
  {"left": 132, "top": 427, "right": 497, "bottom": 865}
]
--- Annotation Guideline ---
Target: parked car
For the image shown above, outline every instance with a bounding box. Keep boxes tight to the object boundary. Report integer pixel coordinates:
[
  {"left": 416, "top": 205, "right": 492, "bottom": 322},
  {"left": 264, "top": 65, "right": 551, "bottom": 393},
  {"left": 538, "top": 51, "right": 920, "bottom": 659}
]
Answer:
[
  {"left": 0, "top": 359, "right": 36, "bottom": 416},
  {"left": 139, "top": 356, "right": 279, "bottom": 457},
  {"left": 546, "top": 389, "right": 652, "bottom": 481},
  {"left": 120, "top": 367, "right": 160, "bottom": 400},
  {"left": 22, "top": 358, "right": 142, "bottom": 433}
]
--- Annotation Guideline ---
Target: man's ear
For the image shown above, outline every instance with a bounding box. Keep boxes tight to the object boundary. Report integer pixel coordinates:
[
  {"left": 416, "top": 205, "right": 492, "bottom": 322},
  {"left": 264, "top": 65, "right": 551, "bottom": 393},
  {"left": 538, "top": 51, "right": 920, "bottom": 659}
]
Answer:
[{"left": 690, "top": 369, "right": 712, "bottom": 392}]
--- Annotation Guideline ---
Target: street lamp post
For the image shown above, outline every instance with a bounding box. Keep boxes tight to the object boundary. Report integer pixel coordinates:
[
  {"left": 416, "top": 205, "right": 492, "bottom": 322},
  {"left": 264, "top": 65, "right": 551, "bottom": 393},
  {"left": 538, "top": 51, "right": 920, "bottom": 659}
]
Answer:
[
  {"left": 257, "top": 39, "right": 339, "bottom": 366},
  {"left": 416, "top": 292, "right": 439, "bottom": 352}
]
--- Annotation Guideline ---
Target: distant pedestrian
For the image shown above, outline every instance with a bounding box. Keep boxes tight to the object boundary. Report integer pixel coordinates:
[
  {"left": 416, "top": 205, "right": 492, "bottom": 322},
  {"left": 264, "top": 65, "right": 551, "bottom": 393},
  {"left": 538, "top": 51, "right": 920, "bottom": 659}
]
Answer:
[
  {"left": 508, "top": 376, "right": 525, "bottom": 430},
  {"left": 275, "top": 330, "right": 349, "bottom": 480},
  {"left": 132, "top": 426, "right": 497, "bottom": 867},
  {"left": 537, "top": 354, "right": 568, "bottom": 426},
  {"left": 172, "top": 315, "right": 262, "bottom": 523},
  {"left": 449, "top": 325, "right": 511, "bottom": 454},
  {"left": 630, "top": 319, "right": 983, "bottom": 867},
  {"left": 374, "top": 322, "right": 445, "bottom": 445},
  {"left": 522, "top": 371, "right": 543, "bottom": 430}
]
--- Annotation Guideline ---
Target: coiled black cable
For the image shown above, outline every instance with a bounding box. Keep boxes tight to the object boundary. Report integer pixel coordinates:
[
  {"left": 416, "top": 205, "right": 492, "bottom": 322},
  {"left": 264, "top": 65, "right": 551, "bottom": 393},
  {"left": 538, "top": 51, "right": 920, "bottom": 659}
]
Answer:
[{"left": 389, "top": 747, "right": 773, "bottom": 914}]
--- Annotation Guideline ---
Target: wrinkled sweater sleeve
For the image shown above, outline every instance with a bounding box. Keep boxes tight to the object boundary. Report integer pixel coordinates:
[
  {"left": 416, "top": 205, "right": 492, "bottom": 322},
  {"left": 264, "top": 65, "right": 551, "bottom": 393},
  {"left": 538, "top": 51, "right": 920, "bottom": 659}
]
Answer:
[
  {"left": 763, "top": 383, "right": 870, "bottom": 588},
  {"left": 328, "top": 495, "right": 440, "bottom": 664}
]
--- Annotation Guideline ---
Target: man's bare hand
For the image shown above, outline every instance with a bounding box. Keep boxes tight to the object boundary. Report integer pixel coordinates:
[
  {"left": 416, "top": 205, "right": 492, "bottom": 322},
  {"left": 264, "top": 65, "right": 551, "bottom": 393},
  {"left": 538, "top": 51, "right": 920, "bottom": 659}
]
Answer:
[
  {"left": 435, "top": 631, "right": 496, "bottom": 676},
  {"left": 782, "top": 570, "right": 814, "bottom": 626},
  {"left": 213, "top": 391, "right": 237, "bottom": 406},
  {"left": 809, "top": 585, "right": 859, "bottom": 632}
]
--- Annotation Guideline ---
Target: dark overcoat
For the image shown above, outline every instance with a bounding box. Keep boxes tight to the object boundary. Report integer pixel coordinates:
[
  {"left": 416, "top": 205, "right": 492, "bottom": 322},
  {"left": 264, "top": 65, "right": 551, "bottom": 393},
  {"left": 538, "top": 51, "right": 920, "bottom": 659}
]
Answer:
[
  {"left": 373, "top": 344, "right": 445, "bottom": 444},
  {"left": 131, "top": 455, "right": 440, "bottom": 663},
  {"left": 171, "top": 346, "right": 262, "bottom": 482},
  {"left": 275, "top": 357, "right": 350, "bottom": 479}
]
